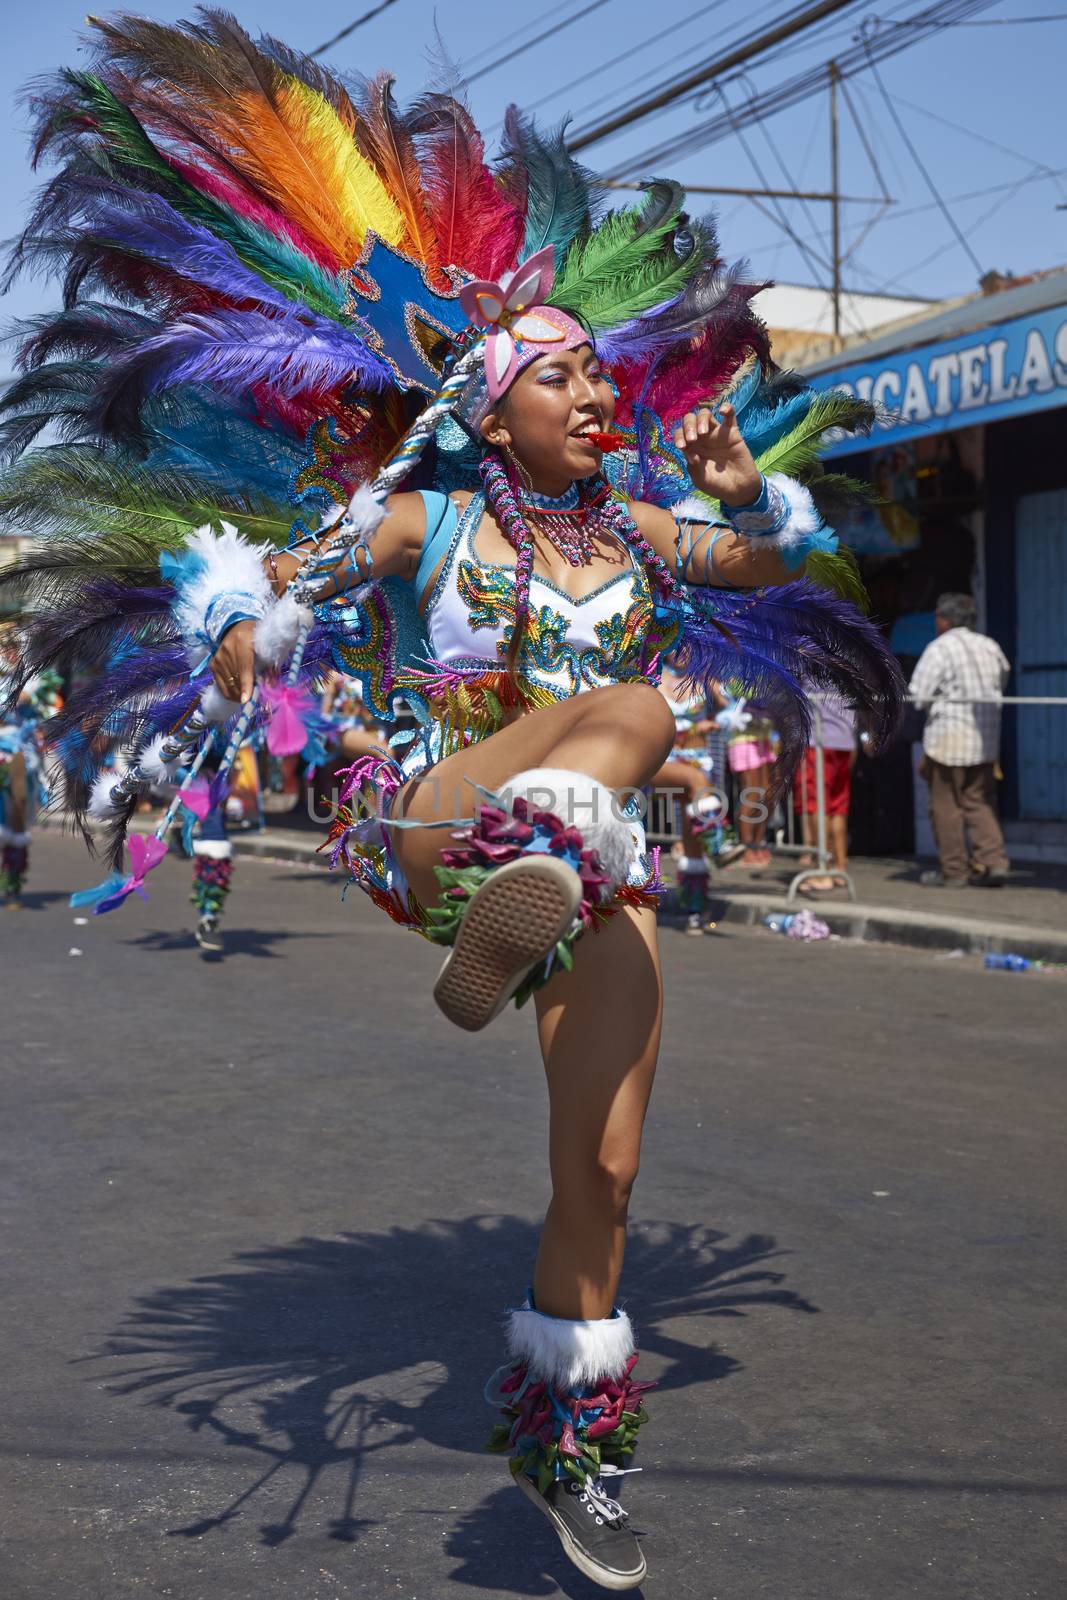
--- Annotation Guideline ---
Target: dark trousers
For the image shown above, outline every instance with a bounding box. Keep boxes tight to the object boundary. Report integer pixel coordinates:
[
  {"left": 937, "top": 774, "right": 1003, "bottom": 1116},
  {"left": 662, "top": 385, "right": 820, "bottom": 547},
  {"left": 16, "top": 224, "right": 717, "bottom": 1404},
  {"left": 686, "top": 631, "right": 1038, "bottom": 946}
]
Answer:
[{"left": 926, "top": 759, "right": 1008, "bottom": 879}]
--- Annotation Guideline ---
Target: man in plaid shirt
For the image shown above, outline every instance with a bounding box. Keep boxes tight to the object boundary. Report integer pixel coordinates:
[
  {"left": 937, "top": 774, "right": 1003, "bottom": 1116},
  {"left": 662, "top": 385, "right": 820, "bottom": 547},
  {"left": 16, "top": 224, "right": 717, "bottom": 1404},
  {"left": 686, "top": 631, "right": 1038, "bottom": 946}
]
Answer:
[{"left": 910, "top": 593, "right": 1010, "bottom": 887}]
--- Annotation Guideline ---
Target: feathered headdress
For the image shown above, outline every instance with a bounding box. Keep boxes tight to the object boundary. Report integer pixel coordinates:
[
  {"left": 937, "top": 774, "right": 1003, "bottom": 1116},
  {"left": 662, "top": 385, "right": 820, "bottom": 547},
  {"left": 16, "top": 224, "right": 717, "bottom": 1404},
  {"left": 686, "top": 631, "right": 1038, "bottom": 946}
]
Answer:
[{"left": 0, "top": 7, "right": 879, "bottom": 867}]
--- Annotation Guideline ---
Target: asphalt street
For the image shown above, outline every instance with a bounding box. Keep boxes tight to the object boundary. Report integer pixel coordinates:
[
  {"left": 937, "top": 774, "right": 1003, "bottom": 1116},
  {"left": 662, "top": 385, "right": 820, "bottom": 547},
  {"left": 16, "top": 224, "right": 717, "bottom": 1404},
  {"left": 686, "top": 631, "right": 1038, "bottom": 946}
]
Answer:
[{"left": 2, "top": 831, "right": 1065, "bottom": 1600}]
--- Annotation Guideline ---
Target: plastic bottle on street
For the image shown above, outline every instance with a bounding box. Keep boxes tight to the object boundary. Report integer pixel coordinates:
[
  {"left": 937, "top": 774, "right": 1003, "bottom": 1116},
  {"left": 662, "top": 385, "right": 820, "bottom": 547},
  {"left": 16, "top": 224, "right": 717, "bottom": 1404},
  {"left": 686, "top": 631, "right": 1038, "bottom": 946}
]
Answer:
[
  {"left": 983, "top": 952, "right": 1033, "bottom": 972},
  {"left": 763, "top": 913, "right": 796, "bottom": 934}
]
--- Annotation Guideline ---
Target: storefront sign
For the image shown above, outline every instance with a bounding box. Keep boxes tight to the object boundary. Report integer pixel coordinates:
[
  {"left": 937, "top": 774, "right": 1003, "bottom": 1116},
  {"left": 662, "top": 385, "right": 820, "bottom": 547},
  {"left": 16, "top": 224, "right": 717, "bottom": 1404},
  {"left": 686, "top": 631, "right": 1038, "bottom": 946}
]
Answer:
[{"left": 811, "top": 303, "right": 1067, "bottom": 456}]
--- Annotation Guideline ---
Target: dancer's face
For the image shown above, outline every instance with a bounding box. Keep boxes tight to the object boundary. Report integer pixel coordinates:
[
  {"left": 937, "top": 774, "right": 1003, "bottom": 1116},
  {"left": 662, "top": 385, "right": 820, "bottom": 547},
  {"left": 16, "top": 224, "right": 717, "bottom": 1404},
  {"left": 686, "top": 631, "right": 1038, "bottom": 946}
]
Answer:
[{"left": 479, "top": 343, "right": 615, "bottom": 494}]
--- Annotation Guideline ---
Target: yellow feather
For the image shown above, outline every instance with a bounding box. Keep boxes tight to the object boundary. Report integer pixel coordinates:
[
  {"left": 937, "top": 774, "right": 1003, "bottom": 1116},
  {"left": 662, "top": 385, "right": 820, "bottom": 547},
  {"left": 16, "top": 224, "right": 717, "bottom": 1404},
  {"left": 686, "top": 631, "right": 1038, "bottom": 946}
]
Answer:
[
  {"left": 278, "top": 80, "right": 406, "bottom": 252},
  {"left": 224, "top": 77, "right": 405, "bottom": 259}
]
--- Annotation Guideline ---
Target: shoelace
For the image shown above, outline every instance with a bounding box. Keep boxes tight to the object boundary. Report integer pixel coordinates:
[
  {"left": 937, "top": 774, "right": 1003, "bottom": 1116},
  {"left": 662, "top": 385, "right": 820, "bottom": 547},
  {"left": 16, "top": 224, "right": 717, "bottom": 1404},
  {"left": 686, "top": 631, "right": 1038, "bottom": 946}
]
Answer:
[{"left": 571, "top": 1465, "right": 642, "bottom": 1527}]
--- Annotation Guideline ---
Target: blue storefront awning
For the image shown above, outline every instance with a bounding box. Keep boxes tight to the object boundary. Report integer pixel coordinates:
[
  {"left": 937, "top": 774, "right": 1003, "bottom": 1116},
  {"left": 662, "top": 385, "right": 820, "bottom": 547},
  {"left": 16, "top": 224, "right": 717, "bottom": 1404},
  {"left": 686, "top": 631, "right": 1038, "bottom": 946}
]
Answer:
[{"left": 808, "top": 294, "right": 1067, "bottom": 458}]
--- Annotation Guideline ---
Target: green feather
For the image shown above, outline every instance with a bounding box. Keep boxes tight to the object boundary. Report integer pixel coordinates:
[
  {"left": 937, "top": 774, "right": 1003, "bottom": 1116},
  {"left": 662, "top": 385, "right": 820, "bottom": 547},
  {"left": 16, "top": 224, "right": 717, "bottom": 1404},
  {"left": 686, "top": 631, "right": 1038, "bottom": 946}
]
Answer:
[
  {"left": 0, "top": 444, "right": 292, "bottom": 550},
  {"left": 548, "top": 181, "right": 701, "bottom": 329},
  {"left": 805, "top": 547, "right": 870, "bottom": 612},
  {"left": 754, "top": 391, "right": 875, "bottom": 481}
]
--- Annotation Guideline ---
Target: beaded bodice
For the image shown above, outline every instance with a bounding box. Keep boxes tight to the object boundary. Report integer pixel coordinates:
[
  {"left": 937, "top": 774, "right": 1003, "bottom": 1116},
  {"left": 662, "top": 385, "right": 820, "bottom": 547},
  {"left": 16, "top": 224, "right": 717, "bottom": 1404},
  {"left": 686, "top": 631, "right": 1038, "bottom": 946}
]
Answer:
[{"left": 424, "top": 494, "right": 679, "bottom": 699}]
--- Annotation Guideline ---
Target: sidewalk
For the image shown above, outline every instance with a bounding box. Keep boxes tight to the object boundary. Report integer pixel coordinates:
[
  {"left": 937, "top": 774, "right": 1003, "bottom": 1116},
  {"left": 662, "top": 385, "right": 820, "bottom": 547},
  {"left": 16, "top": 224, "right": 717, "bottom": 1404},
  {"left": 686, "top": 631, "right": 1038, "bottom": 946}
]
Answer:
[
  {"left": 692, "top": 852, "right": 1067, "bottom": 963},
  {"left": 222, "top": 818, "right": 1067, "bottom": 964}
]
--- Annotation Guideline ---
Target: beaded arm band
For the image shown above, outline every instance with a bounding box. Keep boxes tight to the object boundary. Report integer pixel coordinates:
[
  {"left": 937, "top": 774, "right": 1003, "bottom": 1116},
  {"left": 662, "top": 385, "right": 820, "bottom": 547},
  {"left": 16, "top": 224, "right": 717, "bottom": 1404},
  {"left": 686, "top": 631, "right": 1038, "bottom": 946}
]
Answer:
[{"left": 674, "top": 472, "right": 836, "bottom": 580}]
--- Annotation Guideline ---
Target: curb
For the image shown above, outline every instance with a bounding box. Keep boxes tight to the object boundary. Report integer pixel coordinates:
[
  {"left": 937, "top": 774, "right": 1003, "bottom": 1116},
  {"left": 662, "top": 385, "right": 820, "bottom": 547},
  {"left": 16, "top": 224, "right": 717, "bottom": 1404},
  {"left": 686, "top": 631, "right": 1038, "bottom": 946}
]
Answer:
[
  {"left": 700, "top": 889, "right": 1067, "bottom": 964},
  {"left": 228, "top": 832, "right": 1067, "bottom": 965}
]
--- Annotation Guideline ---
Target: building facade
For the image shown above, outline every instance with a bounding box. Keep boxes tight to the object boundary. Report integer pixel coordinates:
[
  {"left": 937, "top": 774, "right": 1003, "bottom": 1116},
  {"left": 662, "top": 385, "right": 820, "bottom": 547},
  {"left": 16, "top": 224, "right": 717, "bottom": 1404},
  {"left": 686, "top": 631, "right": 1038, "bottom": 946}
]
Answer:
[{"left": 802, "top": 271, "right": 1067, "bottom": 861}]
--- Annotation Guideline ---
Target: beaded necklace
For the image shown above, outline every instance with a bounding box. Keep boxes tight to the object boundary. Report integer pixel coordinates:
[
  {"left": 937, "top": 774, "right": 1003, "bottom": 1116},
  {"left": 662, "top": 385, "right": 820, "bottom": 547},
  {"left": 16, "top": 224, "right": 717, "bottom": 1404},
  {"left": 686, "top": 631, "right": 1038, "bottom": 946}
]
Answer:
[{"left": 517, "top": 481, "right": 610, "bottom": 568}]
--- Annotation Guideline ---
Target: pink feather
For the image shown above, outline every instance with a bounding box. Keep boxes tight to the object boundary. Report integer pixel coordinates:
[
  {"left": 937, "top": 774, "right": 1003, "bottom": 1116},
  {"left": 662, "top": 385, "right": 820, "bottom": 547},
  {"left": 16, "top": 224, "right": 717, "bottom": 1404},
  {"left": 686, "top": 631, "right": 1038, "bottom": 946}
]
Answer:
[
  {"left": 178, "top": 779, "right": 213, "bottom": 819},
  {"left": 262, "top": 683, "right": 314, "bottom": 756},
  {"left": 615, "top": 285, "right": 770, "bottom": 429}
]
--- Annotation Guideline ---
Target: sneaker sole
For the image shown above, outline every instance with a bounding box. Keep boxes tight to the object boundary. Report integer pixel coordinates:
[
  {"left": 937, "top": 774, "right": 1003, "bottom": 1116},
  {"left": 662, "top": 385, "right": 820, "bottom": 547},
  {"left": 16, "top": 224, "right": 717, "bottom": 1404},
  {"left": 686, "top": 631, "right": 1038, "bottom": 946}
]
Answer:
[
  {"left": 433, "top": 856, "right": 582, "bottom": 1032},
  {"left": 511, "top": 1466, "right": 647, "bottom": 1591}
]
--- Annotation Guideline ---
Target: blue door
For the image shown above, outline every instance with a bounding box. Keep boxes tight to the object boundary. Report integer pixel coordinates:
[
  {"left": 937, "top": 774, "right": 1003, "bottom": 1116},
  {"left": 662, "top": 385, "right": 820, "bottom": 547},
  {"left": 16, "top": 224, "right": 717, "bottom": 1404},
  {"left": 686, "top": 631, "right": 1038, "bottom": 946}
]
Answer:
[{"left": 1014, "top": 489, "right": 1067, "bottom": 819}]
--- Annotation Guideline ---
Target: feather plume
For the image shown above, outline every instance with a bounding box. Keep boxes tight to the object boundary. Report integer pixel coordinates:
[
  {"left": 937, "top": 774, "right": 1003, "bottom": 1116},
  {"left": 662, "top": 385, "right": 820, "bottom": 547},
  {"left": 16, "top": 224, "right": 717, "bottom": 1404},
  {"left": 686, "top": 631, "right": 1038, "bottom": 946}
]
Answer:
[
  {"left": 86, "top": 11, "right": 405, "bottom": 262},
  {"left": 548, "top": 181, "right": 701, "bottom": 329},
  {"left": 753, "top": 390, "right": 875, "bottom": 481},
  {"left": 501, "top": 110, "right": 597, "bottom": 268},
  {"left": 357, "top": 73, "right": 441, "bottom": 278},
  {"left": 90, "top": 308, "right": 392, "bottom": 435},
  {"left": 406, "top": 91, "right": 523, "bottom": 278},
  {"left": 596, "top": 260, "right": 761, "bottom": 364}
]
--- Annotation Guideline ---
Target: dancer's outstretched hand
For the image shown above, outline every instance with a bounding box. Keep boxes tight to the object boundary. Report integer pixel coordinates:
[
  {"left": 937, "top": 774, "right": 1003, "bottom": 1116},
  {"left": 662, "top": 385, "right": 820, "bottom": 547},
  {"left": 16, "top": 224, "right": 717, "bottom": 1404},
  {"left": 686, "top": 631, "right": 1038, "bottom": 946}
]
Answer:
[
  {"left": 211, "top": 618, "right": 257, "bottom": 703},
  {"left": 673, "top": 403, "right": 762, "bottom": 507}
]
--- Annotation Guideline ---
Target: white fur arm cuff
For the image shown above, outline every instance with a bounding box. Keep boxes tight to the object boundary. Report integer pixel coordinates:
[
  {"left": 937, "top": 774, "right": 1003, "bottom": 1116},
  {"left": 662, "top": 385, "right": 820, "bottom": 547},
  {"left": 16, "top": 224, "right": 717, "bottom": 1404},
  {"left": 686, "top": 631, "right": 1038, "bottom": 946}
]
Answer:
[
  {"left": 170, "top": 523, "right": 312, "bottom": 668},
  {"left": 171, "top": 523, "right": 273, "bottom": 661},
  {"left": 720, "top": 473, "right": 835, "bottom": 571}
]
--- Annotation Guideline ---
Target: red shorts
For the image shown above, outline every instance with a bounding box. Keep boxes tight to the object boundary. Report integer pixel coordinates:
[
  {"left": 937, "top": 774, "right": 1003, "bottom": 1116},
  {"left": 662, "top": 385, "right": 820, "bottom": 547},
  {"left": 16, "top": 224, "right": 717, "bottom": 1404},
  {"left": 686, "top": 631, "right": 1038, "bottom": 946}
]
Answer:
[{"left": 792, "top": 747, "right": 853, "bottom": 816}]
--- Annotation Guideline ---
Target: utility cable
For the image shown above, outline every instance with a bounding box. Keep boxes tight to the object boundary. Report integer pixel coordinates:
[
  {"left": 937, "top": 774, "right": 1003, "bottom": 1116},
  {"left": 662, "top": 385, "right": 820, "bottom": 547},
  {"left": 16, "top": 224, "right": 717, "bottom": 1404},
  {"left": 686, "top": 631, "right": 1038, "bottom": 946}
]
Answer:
[
  {"left": 598, "top": 0, "right": 997, "bottom": 177},
  {"left": 311, "top": 0, "right": 401, "bottom": 58},
  {"left": 861, "top": 43, "right": 986, "bottom": 276},
  {"left": 465, "top": 0, "right": 614, "bottom": 86},
  {"left": 496, "top": 0, "right": 736, "bottom": 127},
  {"left": 458, "top": 0, "right": 575, "bottom": 70}
]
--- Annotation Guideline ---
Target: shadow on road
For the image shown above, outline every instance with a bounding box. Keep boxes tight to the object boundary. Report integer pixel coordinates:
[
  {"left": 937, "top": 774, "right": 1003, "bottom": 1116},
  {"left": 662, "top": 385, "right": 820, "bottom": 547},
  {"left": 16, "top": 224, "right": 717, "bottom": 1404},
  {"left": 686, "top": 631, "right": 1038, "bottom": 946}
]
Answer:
[
  {"left": 91, "top": 1217, "right": 815, "bottom": 1563},
  {"left": 123, "top": 926, "right": 333, "bottom": 958}
]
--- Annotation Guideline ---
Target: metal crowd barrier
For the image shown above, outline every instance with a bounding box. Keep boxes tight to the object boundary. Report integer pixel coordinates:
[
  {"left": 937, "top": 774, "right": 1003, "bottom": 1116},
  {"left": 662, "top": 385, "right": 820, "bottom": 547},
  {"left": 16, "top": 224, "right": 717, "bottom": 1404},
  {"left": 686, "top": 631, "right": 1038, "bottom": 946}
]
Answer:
[{"left": 645, "top": 694, "right": 1067, "bottom": 903}]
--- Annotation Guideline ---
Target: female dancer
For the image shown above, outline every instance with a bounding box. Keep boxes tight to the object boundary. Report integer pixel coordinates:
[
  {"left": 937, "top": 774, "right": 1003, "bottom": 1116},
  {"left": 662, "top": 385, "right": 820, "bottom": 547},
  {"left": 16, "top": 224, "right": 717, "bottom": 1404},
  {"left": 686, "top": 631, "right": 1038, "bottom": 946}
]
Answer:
[{"left": 0, "top": 15, "right": 902, "bottom": 1588}]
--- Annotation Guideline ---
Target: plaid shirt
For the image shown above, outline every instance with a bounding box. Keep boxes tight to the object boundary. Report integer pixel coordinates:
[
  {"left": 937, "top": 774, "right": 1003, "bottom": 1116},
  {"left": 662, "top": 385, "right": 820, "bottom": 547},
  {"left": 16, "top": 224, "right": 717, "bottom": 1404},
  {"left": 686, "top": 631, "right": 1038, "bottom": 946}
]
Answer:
[{"left": 909, "top": 627, "right": 1009, "bottom": 766}]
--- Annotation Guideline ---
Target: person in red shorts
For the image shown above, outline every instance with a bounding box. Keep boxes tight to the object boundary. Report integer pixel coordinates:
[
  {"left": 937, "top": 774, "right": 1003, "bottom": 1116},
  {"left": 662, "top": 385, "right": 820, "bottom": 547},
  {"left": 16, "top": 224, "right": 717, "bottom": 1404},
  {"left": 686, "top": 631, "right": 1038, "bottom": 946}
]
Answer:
[{"left": 793, "top": 692, "right": 857, "bottom": 894}]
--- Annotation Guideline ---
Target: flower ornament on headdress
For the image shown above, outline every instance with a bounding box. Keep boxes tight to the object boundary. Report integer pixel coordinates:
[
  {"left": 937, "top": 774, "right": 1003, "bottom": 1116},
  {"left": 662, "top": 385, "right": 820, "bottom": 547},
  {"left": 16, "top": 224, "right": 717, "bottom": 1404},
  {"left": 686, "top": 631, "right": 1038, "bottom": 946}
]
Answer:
[{"left": 459, "top": 246, "right": 589, "bottom": 403}]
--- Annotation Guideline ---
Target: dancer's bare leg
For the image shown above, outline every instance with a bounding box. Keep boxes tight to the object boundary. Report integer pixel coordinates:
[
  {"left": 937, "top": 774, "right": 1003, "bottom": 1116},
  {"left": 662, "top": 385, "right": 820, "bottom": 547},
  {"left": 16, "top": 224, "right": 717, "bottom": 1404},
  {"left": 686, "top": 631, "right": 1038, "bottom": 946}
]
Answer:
[
  {"left": 392, "top": 682, "right": 675, "bottom": 906},
  {"left": 650, "top": 758, "right": 705, "bottom": 855},
  {"left": 5, "top": 753, "right": 28, "bottom": 835},
  {"left": 532, "top": 905, "right": 662, "bottom": 1319}
]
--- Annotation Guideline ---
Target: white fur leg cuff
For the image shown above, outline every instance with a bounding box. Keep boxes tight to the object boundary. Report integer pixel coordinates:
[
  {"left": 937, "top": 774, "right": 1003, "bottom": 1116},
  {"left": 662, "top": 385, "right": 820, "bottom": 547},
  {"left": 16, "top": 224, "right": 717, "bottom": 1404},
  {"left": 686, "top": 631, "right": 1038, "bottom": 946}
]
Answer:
[
  {"left": 501, "top": 767, "right": 638, "bottom": 893},
  {"left": 192, "top": 839, "right": 233, "bottom": 860},
  {"left": 506, "top": 1302, "right": 635, "bottom": 1390}
]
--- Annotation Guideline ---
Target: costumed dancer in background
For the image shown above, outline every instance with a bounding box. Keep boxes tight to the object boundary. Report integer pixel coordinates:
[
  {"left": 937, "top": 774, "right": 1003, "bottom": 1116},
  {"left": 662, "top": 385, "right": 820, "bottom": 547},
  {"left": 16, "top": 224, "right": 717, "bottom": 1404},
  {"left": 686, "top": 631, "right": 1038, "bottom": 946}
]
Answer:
[
  {"left": 650, "top": 661, "right": 742, "bottom": 934},
  {"left": 0, "top": 625, "right": 60, "bottom": 907},
  {"left": 0, "top": 17, "right": 903, "bottom": 1588}
]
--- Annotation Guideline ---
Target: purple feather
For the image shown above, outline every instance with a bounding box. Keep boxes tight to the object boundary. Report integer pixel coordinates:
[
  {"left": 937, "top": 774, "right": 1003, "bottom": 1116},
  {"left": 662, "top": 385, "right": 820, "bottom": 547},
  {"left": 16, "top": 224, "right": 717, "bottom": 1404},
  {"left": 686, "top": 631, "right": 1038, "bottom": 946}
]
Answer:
[
  {"left": 672, "top": 581, "right": 905, "bottom": 782},
  {"left": 75, "top": 187, "right": 345, "bottom": 320},
  {"left": 94, "top": 308, "right": 391, "bottom": 432}
]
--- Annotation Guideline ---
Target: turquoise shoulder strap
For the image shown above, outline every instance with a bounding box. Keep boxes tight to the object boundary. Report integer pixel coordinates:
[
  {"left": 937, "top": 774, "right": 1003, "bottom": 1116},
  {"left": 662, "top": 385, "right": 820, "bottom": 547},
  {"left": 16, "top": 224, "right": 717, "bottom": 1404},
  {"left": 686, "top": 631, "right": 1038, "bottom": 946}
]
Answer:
[{"left": 415, "top": 490, "right": 459, "bottom": 605}]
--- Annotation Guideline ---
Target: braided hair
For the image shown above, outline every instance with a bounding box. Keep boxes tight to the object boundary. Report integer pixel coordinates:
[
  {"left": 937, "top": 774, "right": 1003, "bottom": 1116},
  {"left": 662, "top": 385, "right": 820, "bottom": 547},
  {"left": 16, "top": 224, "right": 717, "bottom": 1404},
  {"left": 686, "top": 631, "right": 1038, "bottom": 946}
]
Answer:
[{"left": 479, "top": 449, "right": 700, "bottom": 679}]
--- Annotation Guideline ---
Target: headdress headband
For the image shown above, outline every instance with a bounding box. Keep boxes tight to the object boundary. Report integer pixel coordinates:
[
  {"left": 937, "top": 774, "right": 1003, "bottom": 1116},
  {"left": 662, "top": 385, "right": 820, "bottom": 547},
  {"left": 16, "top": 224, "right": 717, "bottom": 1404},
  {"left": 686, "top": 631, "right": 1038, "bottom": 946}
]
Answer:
[{"left": 459, "top": 246, "right": 590, "bottom": 402}]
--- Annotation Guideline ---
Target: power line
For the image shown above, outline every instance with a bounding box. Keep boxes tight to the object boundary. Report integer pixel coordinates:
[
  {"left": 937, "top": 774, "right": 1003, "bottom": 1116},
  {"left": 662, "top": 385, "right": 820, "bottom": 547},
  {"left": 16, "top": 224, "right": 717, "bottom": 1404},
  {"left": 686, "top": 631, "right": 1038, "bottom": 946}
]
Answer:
[
  {"left": 860, "top": 43, "right": 985, "bottom": 276},
  {"left": 942, "top": 9, "right": 1067, "bottom": 17},
  {"left": 459, "top": 0, "right": 575, "bottom": 70},
  {"left": 465, "top": 0, "right": 614, "bottom": 86},
  {"left": 310, "top": 0, "right": 401, "bottom": 58},
  {"left": 492, "top": 0, "right": 739, "bottom": 128},
  {"left": 880, "top": 87, "right": 1067, "bottom": 197},
  {"left": 567, "top": 0, "right": 863, "bottom": 152},
  {"left": 597, "top": 0, "right": 998, "bottom": 177}
]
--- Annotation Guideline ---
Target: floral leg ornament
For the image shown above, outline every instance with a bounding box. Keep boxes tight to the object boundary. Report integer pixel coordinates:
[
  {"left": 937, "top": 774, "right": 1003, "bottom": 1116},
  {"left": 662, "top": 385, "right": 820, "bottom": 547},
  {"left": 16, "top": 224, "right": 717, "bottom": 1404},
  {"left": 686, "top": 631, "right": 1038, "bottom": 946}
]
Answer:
[
  {"left": 487, "top": 1296, "right": 654, "bottom": 1590},
  {"left": 0, "top": 830, "right": 30, "bottom": 904},
  {"left": 427, "top": 768, "right": 652, "bottom": 1032}
]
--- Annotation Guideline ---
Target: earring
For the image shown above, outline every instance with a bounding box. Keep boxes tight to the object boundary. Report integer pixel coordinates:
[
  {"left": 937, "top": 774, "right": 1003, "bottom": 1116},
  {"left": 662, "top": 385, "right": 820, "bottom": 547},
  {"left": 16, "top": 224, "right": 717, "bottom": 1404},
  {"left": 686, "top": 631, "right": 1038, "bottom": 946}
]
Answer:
[{"left": 503, "top": 443, "right": 534, "bottom": 496}]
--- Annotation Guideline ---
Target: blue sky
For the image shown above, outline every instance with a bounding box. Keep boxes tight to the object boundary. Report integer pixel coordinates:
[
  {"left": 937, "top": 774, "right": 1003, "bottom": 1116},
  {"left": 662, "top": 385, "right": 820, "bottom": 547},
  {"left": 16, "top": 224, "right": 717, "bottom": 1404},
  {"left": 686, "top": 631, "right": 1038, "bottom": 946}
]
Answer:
[{"left": 1, "top": 0, "right": 1062, "bottom": 332}]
